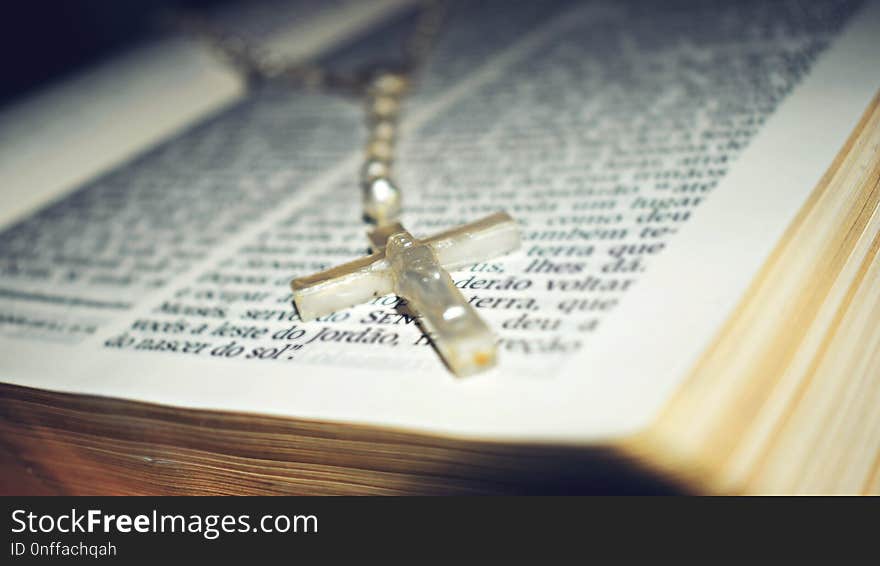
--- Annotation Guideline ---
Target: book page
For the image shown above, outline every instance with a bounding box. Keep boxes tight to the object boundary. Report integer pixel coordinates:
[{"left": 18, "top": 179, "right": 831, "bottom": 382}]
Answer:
[
  {"left": 1, "top": 0, "right": 878, "bottom": 443},
  {"left": 0, "top": 0, "right": 413, "bottom": 229}
]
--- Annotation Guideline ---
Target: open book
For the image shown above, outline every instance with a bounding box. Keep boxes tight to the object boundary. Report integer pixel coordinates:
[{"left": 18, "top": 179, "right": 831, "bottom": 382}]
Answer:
[{"left": 1, "top": 0, "right": 878, "bottom": 494}]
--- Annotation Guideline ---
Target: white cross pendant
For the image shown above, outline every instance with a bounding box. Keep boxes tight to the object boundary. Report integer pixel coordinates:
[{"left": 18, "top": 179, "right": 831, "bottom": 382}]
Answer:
[{"left": 291, "top": 212, "right": 521, "bottom": 376}]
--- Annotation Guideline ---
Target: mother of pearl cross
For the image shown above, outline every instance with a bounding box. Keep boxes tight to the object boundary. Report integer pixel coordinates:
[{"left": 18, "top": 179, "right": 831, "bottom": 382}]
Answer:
[{"left": 290, "top": 212, "right": 521, "bottom": 376}]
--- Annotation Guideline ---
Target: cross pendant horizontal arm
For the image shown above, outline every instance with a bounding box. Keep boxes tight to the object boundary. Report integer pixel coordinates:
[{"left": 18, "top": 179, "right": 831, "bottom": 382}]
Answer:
[
  {"left": 291, "top": 212, "right": 519, "bottom": 319},
  {"left": 290, "top": 212, "right": 520, "bottom": 375}
]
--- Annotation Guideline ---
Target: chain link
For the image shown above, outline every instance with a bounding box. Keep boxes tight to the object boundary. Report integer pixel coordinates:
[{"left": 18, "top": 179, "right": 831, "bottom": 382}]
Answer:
[
  {"left": 177, "top": 0, "right": 448, "bottom": 95},
  {"left": 175, "top": 1, "right": 449, "bottom": 226}
]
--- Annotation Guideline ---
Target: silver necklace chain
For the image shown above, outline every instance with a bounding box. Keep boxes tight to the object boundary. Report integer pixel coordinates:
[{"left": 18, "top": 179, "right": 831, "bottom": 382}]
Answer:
[{"left": 178, "top": 1, "right": 449, "bottom": 226}]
